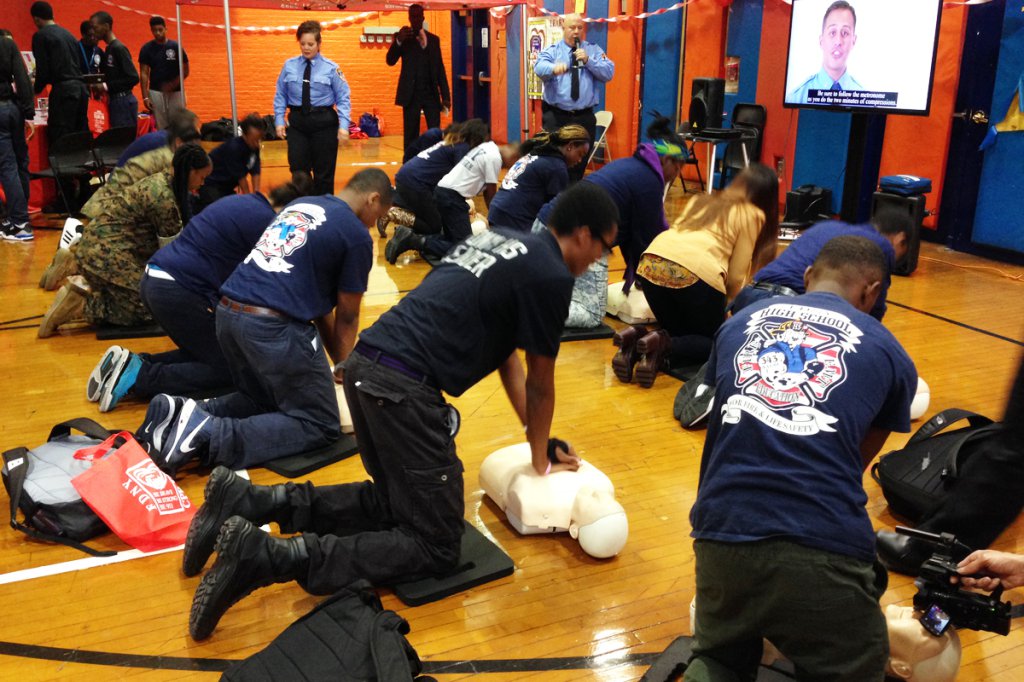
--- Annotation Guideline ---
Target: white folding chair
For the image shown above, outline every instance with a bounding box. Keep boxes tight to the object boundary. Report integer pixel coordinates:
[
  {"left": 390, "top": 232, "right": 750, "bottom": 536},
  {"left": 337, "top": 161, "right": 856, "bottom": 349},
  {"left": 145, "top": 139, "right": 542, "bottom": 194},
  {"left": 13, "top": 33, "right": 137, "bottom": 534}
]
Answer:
[{"left": 587, "top": 110, "right": 613, "bottom": 168}]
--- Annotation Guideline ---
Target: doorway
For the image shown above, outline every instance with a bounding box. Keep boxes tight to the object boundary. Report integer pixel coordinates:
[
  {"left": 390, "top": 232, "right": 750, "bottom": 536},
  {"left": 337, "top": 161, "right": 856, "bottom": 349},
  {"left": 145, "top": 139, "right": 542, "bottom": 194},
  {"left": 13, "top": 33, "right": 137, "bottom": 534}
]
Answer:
[{"left": 451, "top": 10, "right": 491, "bottom": 124}]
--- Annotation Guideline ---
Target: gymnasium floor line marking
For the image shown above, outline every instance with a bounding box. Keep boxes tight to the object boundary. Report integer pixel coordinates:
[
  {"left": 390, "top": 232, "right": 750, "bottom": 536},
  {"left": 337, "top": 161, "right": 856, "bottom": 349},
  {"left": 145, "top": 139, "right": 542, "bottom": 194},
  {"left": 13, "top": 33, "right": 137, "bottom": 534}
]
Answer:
[
  {"left": 0, "top": 640, "right": 660, "bottom": 674},
  {"left": 0, "top": 314, "right": 42, "bottom": 325},
  {"left": 887, "top": 300, "right": 1024, "bottom": 347}
]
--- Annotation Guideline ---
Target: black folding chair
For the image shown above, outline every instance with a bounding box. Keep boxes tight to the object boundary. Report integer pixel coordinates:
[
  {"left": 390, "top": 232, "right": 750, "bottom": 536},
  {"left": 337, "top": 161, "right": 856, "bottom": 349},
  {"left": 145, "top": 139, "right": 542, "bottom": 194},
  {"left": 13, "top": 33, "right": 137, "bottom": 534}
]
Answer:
[
  {"left": 90, "top": 126, "right": 138, "bottom": 179},
  {"left": 29, "top": 131, "right": 97, "bottom": 215},
  {"left": 719, "top": 103, "right": 767, "bottom": 187}
]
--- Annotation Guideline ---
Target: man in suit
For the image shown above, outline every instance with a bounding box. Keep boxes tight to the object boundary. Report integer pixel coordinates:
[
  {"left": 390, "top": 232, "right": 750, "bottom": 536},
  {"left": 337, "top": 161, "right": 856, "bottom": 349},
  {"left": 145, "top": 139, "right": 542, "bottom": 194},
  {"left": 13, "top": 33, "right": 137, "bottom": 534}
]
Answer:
[{"left": 386, "top": 4, "right": 451, "bottom": 153}]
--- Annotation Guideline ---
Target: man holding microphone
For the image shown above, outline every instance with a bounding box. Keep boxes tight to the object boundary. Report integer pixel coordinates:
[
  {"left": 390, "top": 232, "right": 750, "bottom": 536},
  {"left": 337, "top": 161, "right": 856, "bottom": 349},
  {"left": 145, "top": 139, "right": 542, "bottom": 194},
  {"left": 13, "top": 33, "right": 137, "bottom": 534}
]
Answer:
[{"left": 533, "top": 13, "right": 614, "bottom": 183}]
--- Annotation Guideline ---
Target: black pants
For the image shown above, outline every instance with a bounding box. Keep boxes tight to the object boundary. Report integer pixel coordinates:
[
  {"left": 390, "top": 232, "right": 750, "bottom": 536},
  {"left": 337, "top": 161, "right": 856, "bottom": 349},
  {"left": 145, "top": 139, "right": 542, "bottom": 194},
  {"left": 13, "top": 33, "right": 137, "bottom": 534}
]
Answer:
[
  {"left": 47, "top": 81, "right": 88, "bottom": 143},
  {"left": 918, "top": 357, "right": 1024, "bottom": 549},
  {"left": 542, "top": 103, "right": 595, "bottom": 183},
  {"left": 423, "top": 186, "right": 471, "bottom": 259},
  {"left": 287, "top": 107, "right": 339, "bottom": 196},
  {"left": 402, "top": 102, "right": 441, "bottom": 154},
  {"left": 395, "top": 178, "right": 441, "bottom": 235},
  {"left": 135, "top": 272, "right": 234, "bottom": 399},
  {"left": 638, "top": 275, "right": 726, "bottom": 366},
  {"left": 107, "top": 93, "right": 138, "bottom": 129},
  {"left": 0, "top": 100, "right": 30, "bottom": 225},
  {"left": 275, "top": 351, "right": 463, "bottom": 595}
]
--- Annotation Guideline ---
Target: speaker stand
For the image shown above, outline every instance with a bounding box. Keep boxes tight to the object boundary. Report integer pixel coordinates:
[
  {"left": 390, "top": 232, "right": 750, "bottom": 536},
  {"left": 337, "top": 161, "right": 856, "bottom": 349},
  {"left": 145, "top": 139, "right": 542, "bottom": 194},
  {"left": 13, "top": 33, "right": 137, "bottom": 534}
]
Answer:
[{"left": 840, "top": 112, "right": 887, "bottom": 223}]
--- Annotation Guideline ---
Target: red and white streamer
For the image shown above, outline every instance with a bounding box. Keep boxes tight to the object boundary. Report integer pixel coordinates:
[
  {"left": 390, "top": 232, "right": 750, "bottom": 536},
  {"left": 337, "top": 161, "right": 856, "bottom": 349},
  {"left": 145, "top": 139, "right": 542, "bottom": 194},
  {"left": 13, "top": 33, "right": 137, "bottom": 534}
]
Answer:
[{"left": 99, "top": 0, "right": 380, "bottom": 33}]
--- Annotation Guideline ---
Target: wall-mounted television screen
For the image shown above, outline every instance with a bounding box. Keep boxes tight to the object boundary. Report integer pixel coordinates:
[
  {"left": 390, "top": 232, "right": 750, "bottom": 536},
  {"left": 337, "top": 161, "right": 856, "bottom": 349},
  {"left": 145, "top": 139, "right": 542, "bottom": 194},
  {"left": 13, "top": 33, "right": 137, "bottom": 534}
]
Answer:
[{"left": 783, "top": 0, "right": 943, "bottom": 116}]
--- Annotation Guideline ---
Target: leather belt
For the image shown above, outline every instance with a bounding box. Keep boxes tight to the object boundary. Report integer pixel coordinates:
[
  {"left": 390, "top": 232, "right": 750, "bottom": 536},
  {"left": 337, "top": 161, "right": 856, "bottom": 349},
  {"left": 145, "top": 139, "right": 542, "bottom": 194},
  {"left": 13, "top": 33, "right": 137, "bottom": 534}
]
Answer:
[
  {"left": 542, "top": 101, "right": 592, "bottom": 116},
  {"left": 219, "top": 296, "right": 289, "bottom": 320},
  {"left": 752, "top": 281, "right": 799, "bottom": 297},
  {"left": 353, "top": 342, "right": 437, "bottom": 390}
]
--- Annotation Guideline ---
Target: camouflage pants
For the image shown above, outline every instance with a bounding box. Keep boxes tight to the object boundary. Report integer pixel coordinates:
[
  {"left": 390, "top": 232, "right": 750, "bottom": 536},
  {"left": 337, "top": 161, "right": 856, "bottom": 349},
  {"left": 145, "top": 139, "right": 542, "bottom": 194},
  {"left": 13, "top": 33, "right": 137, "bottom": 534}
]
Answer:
[
  {"left": 80, "top": 267, "right": 153, "bottom": 327},
  {"left": 531, "top": 218, "right": 608, "bottom": 329}
]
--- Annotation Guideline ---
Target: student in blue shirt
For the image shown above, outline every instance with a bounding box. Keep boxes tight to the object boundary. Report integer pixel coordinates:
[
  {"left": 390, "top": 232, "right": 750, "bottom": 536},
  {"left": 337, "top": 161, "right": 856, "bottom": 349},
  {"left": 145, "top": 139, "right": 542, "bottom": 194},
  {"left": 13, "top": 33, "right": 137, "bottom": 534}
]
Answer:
[
  {"left": 533, "top": 13, "right": 614, "bottom": 182},
  {"left": 87, "top": 173, "right": 313, "bottom": 413},
  {"left": 197, "top": 113, "right": 266, "bottom": 210},
  {"left": 487, "top": 124, "right": 590, "bottom": 233},
  {"left": 273, "top": 20, "right": 351, "bottom": 196}
]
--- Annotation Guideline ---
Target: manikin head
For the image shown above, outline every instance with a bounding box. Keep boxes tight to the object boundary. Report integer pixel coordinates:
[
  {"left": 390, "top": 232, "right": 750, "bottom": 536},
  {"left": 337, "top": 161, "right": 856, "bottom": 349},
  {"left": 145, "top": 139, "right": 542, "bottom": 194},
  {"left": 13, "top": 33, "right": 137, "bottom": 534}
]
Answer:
[{"left": 568, "top": 487, "right": 628, "bottom": 559}]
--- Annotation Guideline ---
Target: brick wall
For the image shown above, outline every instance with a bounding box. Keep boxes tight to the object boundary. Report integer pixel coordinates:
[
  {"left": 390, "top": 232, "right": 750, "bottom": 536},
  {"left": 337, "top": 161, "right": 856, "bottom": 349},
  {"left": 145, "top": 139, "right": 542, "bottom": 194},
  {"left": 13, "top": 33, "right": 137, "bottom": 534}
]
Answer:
[{"left": 16, "top": 0, "right": 452, "bottom": 135}]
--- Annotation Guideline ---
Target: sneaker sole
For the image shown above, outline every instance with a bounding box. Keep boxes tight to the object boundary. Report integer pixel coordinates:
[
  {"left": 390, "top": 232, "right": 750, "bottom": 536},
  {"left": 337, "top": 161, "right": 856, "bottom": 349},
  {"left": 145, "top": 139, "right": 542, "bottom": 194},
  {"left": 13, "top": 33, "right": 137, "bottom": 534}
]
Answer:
[
  {"left": 182, "top": 467, "right": 236, "bottom": 577},
  {"left": 38, "top": 286, "right": 85, "bottom": 338},
  {"left": 634, "top": 357, "right": 659, "bottom": 389},
  {"left": 611, "top": 349, "right": 635, "bottom": 383},
  {"left": 98, "top": 351, "right": 134, "bottom": 413},
  {"left": 189, "top": 517, "right": 255, "bottom": 641},
  {"left": 87, "top": 345, "right": 126, "bottom": 402}
]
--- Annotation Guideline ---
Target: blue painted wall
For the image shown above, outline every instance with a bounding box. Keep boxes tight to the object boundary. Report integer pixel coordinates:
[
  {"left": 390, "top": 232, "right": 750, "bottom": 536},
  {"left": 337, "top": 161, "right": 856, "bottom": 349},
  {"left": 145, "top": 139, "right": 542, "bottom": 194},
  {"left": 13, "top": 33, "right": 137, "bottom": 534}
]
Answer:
[
  {"left": 722, "top": 0, "right": 763, "bottom": 123},
  {"left": 971, "top": 0, "right": 1024, "bottom": 254},
  {"left": 791, "top": 109, "right": 852, "bottom": 215},
  {"left": 640, "top": 0, "right": 683, "bottom": 141},
  {"left": 507, "top": 6, "right": 523, "bottom": 142},
  {"left": 586, "top": 0, "right": 610, "bottom": 114}
]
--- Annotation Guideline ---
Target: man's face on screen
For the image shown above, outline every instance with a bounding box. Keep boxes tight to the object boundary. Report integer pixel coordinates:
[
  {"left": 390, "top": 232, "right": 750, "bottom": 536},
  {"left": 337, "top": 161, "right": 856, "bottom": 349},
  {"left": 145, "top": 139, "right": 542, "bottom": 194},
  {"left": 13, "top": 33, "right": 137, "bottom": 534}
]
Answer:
[{"left": 819, "top": 8, "right": 856, "bottom": 79}]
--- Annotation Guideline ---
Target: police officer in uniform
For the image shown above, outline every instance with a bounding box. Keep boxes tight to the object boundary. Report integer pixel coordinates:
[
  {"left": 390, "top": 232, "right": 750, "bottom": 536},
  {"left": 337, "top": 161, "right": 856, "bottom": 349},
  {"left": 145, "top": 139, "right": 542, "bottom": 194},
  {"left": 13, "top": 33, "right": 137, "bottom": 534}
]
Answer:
[
  {"left": 533, "top": 13, "right": 614, "bottom": 183},
  {"left": 273, "top": 20, "right": 351, "bottom": 196}
]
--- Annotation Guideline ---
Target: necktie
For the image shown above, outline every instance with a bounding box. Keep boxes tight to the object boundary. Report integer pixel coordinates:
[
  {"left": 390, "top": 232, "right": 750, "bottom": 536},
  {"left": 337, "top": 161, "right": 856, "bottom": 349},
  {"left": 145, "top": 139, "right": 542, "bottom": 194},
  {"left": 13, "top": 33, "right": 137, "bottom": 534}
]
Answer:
[
  {"left": 830, "top": 81, "right": 842, "bottom": 91},
  {"left": 302, "top": 59, "right": 312, "bottom": 114},
  {"left": 570, "top": 48, "right": 580, "bottom": 101}
]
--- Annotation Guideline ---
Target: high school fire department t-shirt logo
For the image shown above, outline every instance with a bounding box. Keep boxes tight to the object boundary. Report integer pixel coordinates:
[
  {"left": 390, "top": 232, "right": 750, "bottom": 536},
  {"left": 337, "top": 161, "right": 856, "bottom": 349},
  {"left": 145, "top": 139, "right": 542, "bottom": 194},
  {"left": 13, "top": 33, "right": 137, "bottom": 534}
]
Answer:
[
  {"left": 245, "top": 202, "right": 326, "bottom": 274},
  {"left": 724, "top": 301, "right": 863, "bottom": 436}
]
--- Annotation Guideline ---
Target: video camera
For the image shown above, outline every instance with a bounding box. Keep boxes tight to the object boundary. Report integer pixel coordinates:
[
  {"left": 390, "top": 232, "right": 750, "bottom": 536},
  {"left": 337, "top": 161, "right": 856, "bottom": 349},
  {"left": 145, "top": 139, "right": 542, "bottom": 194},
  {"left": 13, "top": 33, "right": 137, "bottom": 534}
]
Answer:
[{"left": 896, "top": 526, "right": 1012, "bottom": 636}]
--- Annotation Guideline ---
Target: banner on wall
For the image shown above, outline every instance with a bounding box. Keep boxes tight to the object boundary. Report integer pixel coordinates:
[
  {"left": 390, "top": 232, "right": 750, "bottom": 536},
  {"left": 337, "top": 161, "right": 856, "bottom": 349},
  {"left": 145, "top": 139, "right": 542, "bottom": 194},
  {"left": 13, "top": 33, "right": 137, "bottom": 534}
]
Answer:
[{"left": 526, "top": 16, "right": 562, "bottom": 99}]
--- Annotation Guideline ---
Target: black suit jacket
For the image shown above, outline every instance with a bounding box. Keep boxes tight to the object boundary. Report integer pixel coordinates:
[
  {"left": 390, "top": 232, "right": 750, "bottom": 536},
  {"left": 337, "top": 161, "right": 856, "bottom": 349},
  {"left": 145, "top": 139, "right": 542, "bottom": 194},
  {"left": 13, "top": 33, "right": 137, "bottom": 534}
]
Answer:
[{"left": 386, "top": 30, "right": 451, "bottom": 110}]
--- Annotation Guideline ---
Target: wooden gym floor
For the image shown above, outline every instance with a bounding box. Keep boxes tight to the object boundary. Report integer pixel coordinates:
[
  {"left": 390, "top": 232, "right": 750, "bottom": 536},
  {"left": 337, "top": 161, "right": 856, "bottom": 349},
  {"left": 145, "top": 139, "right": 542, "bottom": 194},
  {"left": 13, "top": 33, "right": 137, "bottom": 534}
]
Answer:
[{"left": 1, "top": 137, "right": 1023, "bottom": 680}]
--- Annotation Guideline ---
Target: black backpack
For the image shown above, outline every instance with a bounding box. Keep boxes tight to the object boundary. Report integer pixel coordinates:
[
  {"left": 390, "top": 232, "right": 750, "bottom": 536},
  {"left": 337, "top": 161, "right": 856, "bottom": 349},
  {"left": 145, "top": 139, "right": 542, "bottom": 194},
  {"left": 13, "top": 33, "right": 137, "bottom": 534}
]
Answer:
[
  {"left": 871, "top": 408, "right": 1001, "bottom": 523},
  {"left": 1, "top": 418, "right": 120, "bottom": 556},
  {"left": 222, "top": 579, "right": 435, "bottom": 681}
]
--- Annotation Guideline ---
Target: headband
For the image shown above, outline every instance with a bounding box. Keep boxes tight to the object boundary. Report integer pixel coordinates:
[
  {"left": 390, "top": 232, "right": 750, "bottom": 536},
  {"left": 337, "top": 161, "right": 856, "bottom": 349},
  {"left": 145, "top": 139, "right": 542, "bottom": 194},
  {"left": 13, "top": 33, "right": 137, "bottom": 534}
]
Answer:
[{"left": 652, "top": 138, "right": 686, "bottom": 159}]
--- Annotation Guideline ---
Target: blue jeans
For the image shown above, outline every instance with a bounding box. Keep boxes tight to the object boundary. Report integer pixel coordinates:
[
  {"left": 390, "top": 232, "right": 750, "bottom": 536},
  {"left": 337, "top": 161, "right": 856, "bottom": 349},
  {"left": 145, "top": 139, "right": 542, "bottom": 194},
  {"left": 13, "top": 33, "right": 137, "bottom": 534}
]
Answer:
[
  {"left": 277, "top": 350, "right": 463, "bottom": 595},
  {"left": 0, "top": 100, "right": 30, "bottom": 225},
  {"left": 203, "top": 303, "right": 341, "bottom": 468},
  {"left": 108, "top": 93, "right": 139, "bottom": 129},
  {"left": 136, "top": 272, "right": 234, "bottom": 399}
]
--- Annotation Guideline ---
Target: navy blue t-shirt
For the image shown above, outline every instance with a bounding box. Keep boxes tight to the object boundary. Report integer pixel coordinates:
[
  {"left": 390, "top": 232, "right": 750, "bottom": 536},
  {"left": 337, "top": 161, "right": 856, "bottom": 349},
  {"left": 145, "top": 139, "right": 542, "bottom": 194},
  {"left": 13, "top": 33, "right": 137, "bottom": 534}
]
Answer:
[
  {"left": 753, "top": 221, "right": 896, "bottom": 320},
  {"left": 221, "top": 195, "right": 373, "bottom": 321},
  {"left": 403, "top": 127, "right": 443, "bottom": 163},
  {"left": 690, "top": 291, "right": 917, "bottom": 563},
  {"left": 117, "top": 130, "right": 169, "bottom": 167},
  {"left": 487, "top": 153, "right": 568, "bottom": 233},
  {"left": 359, "top": 228, "right": 573, "bottom": 396},
  {"left": 395, "top": 142, "right": 470, "bottom": 194},
  {"left": 149, "top": 193, "right": 277, "bottom": 306},
  {"left": 138, "top": 39, "right": 188, "bottom": 91},
  {"left": 205, "top": 136, "right": 261, "bottom": 190}
]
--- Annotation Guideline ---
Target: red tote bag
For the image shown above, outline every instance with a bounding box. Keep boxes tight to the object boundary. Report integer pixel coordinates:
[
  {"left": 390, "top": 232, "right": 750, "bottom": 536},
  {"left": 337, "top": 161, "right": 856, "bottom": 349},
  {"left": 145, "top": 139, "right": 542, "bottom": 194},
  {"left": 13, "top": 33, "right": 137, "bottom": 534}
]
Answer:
[{"left": 72, "top": 434, "right": 196, "bottom": 553}]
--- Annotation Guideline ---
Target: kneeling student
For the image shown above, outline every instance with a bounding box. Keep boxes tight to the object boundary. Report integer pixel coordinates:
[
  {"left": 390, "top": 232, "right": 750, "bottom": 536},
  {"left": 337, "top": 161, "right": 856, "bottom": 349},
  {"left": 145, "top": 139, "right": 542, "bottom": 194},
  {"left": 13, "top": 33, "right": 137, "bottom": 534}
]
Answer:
[{"left": 184, "top": 181, "right": 619, "bottom": 640}]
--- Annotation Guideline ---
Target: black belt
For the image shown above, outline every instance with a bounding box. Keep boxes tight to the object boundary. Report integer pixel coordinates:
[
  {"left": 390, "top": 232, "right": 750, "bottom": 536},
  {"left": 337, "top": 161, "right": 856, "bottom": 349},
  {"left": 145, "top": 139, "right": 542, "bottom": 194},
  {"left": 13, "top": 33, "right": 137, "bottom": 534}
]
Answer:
[
  {"left": 288, "top": 105, "right": 334, "bottom": 114},
  {"left": 542, "top": 101, "right": 593, "bottom": 116},
  {"left": 219, "top": 296, "right": 290, "bottom": 320},
  {"left": 353, "top": 343, "right": 437, "bottom": 389},
  {"left": 752, "top": 281, "right": 799, "bottom": 297},
  {"left": 110, "top": 91, "right": 134, "bottom": 98}
]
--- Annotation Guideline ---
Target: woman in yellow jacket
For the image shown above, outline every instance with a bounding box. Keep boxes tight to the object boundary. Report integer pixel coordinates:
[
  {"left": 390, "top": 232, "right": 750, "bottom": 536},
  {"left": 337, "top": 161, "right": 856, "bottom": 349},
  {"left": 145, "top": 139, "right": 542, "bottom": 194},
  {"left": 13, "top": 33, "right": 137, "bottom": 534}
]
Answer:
[{"left": 613, "top": 163, "right": 779, "bottom": 388}]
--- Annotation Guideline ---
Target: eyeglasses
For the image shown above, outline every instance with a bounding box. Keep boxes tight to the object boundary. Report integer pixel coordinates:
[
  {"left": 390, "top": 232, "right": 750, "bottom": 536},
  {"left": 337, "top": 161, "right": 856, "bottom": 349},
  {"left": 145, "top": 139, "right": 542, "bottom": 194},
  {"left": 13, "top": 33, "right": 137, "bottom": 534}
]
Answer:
[{"left": 593, "top": 231, "right": 615, "bottom": 256}]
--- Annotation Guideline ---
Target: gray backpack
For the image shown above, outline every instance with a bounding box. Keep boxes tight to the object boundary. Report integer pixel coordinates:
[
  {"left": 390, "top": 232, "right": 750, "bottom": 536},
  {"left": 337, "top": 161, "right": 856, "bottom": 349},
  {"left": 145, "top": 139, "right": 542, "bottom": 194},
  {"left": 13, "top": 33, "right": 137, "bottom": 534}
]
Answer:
[{"left": 2, "top": 418, "right": 121, "bottom": 556}]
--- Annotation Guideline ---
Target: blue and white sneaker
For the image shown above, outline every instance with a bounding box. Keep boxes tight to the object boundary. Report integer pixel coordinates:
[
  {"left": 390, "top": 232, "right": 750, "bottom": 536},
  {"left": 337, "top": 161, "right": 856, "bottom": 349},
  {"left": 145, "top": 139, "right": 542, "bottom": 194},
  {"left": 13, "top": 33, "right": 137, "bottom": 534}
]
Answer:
[
  {"left": 98, "top": 351, "right": 143, "bottom": 413},
  {"left": 2, "top": 223, "right": 33, "bottom": 241},
  {"left": 159, "top": 399, "right": 213, "bottom": 475},
  {"left": 138, "top": 393, "right": 187, "bottom": 455},
  {"left": 86, "top": 345, "right": 127, "bottom": 402}
]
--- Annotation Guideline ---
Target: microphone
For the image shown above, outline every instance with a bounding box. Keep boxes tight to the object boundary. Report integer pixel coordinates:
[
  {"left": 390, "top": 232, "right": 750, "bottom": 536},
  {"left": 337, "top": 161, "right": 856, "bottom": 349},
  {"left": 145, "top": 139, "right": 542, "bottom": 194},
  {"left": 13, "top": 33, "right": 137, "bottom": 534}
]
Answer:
[{"left": 572, "top": 37, "right": 580, "bottom": 68}]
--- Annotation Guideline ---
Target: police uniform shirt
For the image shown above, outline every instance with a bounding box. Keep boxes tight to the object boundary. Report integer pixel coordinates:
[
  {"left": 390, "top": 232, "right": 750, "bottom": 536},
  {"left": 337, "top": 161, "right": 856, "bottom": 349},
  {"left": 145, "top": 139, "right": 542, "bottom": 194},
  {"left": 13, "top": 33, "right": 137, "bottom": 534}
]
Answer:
[
  {"left": 102, "top": 38, "right": 140, "bottom": 95},
  {"left": 205, "top": 136, "right": 261, "bottom": 191},
  {"left": 221, "top": 195, "right": 373, "bottom": 321},
  {"left": 487, "top": 153, "right": 569, "bottom": 233},
  {"left": 395, "top": 141, "right": 470, "bottom": 194},
  {"left": 533, "top": 40, "right": 615, "bottom": 111},
  {"left": 690, "top": 291, "right": 916, "bottom": 563},
  {"left": 788, "top": 68, "right": 864, "bottom": 104},
  {"left": 273, "top": 53, "right": 352, "bottom": 128},
  {"left": 150, "top": 193, "right": 277, "bottom": 306},
  {"left": 437, "top": 140, "right": 502, "bottom": 198},
  {"left": 31, "top": 23, "right": 84, "bottom": 93},
  {"left": 138, "top": 39, "right": 187, "bottom": 91},
  {"left": 359, "top": 228, "right": 573, "bottom": 396}
]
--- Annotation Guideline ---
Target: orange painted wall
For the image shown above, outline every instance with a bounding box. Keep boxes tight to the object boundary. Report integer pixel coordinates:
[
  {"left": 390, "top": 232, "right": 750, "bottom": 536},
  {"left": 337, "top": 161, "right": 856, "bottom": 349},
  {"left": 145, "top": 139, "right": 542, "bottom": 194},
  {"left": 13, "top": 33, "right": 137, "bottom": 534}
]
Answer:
[
  {"left": 679, "top": 1, "right": 728, "bottom": 183},
  {"left": 877, "top": 7, "right": 967, "bottom": 230},
  {"left": 755, "top": 0, "right": 798, "bottom": 197},
  {"left": 20, "top": 0, "right": 452, "bottom": 135}
]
